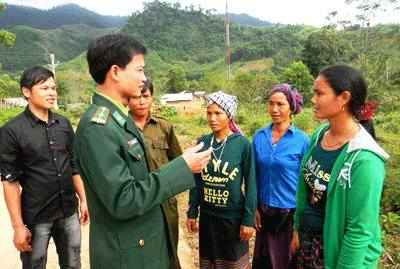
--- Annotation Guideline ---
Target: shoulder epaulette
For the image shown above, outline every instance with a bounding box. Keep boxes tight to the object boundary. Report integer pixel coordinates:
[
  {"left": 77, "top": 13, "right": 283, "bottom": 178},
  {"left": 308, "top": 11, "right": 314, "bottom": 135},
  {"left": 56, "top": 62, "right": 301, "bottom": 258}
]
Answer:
[
  {"left": 91, "top": 106, "right": 110, "bottom": 125},
  {"left": 112, "top": 110, "right": 126, "bottom": 127}
]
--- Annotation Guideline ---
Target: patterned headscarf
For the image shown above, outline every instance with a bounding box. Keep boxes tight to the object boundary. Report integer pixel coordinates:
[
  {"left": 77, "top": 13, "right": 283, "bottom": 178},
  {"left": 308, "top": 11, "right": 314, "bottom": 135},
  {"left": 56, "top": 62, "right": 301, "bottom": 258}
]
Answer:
[
  {"left": 269, "top": 84, "right": 303, "bottom": 115},
  {"left": 206, "top": 91, "right": 243, "bottom": 136},
  {"left": 206, "top": 91, "right": 238, "bottom": 120}
]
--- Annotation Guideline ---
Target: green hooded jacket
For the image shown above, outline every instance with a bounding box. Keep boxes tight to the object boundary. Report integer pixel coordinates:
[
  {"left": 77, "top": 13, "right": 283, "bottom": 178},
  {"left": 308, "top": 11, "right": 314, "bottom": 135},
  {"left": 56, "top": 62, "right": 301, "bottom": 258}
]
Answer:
[{"left": 294, "top": 124, "right": 390, "bottom": 269}]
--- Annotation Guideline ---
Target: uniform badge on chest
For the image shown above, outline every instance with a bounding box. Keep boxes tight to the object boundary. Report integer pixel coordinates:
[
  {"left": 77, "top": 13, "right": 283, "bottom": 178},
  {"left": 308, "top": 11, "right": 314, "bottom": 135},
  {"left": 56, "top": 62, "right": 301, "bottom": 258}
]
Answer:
[{"left": 127, "top": 138, "right": 139, "bottom": 148}]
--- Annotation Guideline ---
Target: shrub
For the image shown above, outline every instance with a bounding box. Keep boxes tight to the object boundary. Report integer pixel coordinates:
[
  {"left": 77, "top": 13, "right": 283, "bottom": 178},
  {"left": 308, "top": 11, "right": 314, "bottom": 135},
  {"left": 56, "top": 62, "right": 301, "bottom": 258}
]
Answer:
[
  {"left": 380, "top": 212, "right": 400, "bottom": 235},
  {"left": 159, "top": 105, "right": 179, "bottom": 117},
  {"left": 234, "top": 111, "right": 249, "bottom": 125},
  {"left": 374, "top": 111, "right": 400, "bottom": 135},
  {"left": 0, "top": 108, "right": 24, "bottom": 126},
  {"left": 291, "top": 108, "right": 323, "bottom": 136},
  {"left": 194, "top": 113, "right": 208, "bottom": 126},
  {"left": 246, "top": 119, "right": 265, "bottom": 138},
  {"left": 68, "top": 104, "right": 90, "bottom": 119}
]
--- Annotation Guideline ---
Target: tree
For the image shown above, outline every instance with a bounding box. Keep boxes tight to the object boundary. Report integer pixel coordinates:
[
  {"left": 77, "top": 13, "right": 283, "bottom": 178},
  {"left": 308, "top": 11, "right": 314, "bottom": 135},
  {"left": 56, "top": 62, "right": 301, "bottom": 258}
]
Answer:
[
  {"left": 326, "top": 0, "right": 400, "bottom": 103},
  {"left": 146, "top": 71, "right": 168, "bottom": 104},
  {"left": 198, "top": 72, "right": 228, "bottom": 94},
  {"left": 0, "top": 2, "right": 16, "bottom": 70},
  {"left": 0, "top": 74, "right": 19, "bottom": 98},
  {"left": 280, "top": 61, "right": 315, "bottom": 106},
  {"left": 0, "top": 2, "right": 15, "bottom": 48},
  {"left": 55, "top": 80, "right": 70, "bottom": 106},
  {"left": 301, "top": 30, "right": 350, "bottom": 76},
  {"left": 56, "top": 71, "right": 94, "bottom": 106},
  {"left": 166, "top": 67, "right": 189, "bottom": 93},
  {"left": 173, "top": 2, "right": 181, "bottom": 9},
  {"left": 233, "top": 70, "right": 278, "bottom": 117}
]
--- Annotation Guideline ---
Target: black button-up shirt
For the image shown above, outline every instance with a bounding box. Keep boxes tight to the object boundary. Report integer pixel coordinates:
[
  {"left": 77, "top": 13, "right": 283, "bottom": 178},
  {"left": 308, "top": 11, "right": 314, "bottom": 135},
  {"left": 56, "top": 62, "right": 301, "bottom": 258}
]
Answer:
[{"left": 0, "top": 107, "right": 79, "bottom": 224}]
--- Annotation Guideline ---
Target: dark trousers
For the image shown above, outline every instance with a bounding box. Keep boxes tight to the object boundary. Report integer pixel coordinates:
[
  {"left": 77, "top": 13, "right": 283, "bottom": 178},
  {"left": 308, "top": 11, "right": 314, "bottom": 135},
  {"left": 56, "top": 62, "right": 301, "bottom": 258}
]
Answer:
[{"left": 21, "top": 212, "right": 81, "bottom": 269}]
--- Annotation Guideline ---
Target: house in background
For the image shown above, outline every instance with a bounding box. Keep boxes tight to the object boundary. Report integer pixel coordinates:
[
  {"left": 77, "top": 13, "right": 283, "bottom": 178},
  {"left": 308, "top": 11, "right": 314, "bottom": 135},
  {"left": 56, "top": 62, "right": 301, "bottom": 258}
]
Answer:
[
  {"left": 0, "top": 98, "right": 28, "bottom": 108},
  {"left": 160, "top": 91, "right": 205, "bottom": 112}
]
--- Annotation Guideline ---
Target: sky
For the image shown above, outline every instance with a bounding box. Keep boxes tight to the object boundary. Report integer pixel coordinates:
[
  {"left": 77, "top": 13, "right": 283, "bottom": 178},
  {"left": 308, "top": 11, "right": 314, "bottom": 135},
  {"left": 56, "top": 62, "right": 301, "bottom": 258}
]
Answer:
[{"left": 3, "top": 0, "right": 400, "bottom": 28}]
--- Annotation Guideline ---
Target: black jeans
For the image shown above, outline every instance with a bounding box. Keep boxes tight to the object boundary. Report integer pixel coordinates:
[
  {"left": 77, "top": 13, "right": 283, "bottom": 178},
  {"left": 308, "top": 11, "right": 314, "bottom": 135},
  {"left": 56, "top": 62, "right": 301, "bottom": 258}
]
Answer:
[{"left": 21, "top": 212, "right": 81, "bottom": 269}]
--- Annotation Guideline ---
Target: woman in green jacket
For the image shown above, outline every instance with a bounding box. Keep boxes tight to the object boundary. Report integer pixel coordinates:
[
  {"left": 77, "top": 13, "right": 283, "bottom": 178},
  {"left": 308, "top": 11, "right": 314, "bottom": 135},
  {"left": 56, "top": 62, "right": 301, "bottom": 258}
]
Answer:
[{"left": 291, "top": 65, "right": 390, "bottom": 269}]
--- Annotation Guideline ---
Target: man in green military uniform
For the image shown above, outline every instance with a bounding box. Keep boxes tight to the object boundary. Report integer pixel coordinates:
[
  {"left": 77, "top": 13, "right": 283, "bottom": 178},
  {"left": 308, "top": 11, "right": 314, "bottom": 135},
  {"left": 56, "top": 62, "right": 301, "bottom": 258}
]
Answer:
[
  {"left": 128, "top": 79, "right": 183, "bottom": 269},
  {"left": 74, "top": 34, "right": 212, "bottom": 269}
]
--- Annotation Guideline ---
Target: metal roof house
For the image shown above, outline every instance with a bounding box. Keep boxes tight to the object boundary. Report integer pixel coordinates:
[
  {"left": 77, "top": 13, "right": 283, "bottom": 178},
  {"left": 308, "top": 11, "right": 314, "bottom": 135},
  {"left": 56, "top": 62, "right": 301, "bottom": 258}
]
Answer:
[{"left": 160, "top": 91, "right": 194, "bottom": 105}]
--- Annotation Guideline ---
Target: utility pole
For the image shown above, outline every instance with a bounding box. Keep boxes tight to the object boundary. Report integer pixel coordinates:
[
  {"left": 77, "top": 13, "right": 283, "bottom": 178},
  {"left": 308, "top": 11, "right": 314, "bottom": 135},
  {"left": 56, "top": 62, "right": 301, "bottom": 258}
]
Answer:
[
  {"left": 47, "top": 54, "right": 59, "bottom": 80},
  {"left": 47, "top": 54, "right": 60, "bottom": 109},
  {"left": 226, "top": 0, "right": 231, "bottom": 81}
]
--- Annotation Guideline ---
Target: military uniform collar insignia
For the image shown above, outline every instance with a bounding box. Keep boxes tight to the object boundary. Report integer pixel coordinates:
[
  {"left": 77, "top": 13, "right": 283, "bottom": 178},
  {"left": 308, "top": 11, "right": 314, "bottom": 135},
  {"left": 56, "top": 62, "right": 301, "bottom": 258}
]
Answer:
[
  {"left": 91, "top": 106, "right": 110, "bottom": 125},
  {"left": 112, "top": 110, "right": 126, "bottom": 127}
]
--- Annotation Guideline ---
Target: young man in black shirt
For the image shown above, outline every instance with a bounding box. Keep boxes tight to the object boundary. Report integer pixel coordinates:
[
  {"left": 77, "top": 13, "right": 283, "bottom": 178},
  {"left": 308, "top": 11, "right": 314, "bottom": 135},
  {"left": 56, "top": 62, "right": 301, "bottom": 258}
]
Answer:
[{"left": 0, "top": 66, "right": 89, "bottom": 269}]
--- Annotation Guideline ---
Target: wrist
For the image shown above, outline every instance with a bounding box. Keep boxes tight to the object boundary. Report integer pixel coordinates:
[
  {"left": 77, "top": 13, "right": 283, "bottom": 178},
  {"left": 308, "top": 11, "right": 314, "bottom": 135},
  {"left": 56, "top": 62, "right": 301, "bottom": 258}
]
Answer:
[{"left": 12, "top": 224, "right": 26, "bottom": 230}]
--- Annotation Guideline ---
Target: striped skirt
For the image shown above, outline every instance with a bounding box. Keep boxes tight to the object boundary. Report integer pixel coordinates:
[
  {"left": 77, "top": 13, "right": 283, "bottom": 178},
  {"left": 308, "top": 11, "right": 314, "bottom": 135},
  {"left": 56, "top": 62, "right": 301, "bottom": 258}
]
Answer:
[{"left": 199, "top": 211, "right": 250, "bottom": 269}]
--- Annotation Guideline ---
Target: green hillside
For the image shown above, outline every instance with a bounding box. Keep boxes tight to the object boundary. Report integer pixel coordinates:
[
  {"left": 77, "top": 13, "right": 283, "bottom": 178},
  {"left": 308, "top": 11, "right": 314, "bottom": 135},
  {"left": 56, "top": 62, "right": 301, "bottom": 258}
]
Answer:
[
  {"left": 0, "top": 3, "right": 129, "bottom": 30},
  {"left": 2, "top": 0, "right": 399, "bottom": 108},
  {"left": 0, "top": 24, "right": 116, "bottom": 73},
  {"left": 44, "top": 0, "right": 316, "bottom": 103},
  {"left": 119, "top": 1, "right": 315, "bottom": 78}
]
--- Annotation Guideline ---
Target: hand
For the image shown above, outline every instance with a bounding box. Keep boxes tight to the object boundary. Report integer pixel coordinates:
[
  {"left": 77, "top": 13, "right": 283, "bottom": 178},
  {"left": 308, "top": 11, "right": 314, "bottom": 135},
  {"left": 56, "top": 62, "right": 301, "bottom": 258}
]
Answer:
[
  {"left": 186, "top": 218, "right": 199, "bottom": 234},
  {"left": 291, "top": 230, "right": 299, "bottom": 253},
  {"left": 182, "top": 142, "right": 212, "bottom": 174},
  {"left": 79, "top": 201, "right": 90, "bottom": 226},
  {"left": 239, "top": 225, "right": 254, "bottom": 242},
  {"left": 13, "top": 226, "right": 32, "bottom": 252},
  {"left": 254, "top": 209, "right": 261, "bottom": 232}
]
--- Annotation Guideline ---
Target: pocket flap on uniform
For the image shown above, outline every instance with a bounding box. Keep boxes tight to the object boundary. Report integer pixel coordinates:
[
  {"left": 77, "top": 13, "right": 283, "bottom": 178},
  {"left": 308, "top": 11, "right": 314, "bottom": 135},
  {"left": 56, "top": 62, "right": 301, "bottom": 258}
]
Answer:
[
  {"left": 118, "top": 226, "right": 157, "bottom": 250},
  {"left": 152, "top": 138, "right": 169, "bottom": 150},
  {"left": 127, "top": 145, "right": 143, "bottom": 161}
]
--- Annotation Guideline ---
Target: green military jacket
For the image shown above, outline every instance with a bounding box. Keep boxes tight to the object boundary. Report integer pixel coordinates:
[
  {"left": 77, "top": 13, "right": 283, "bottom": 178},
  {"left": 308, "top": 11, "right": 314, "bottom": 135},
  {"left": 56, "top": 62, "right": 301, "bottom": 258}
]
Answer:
[
  {"left": 141, "top": 113, "right": 183, "bottom": 269},
  {"left": 74, "top": 93, "right": 195, "bottom": 269},
  {"left": 142, "top": 113, "right": 182, "bottom": 173}
]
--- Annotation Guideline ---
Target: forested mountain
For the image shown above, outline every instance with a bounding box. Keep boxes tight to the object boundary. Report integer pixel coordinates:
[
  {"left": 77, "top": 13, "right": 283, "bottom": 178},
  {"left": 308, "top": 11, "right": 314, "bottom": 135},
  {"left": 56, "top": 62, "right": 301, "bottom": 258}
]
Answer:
[
  {"left": 119, "top": 1, "right": 314, "bottom": 79},
  {"left": 0, "top": 24, "right": 115, "bottom": 72},
  {"left": 0, "top": 3, "right": 129, "bottom": 29},
  {"left": 1, "top": 0, "right": 399, "bottom": 126},
  {"left": 0, "top": 1, "right": 296, "bottom": 73},
  {"left": 215, "top": 13, "right": 275, "bottom": 27},
  {"left": 0, "top": 1, "right": 313, "bottom": 74}
]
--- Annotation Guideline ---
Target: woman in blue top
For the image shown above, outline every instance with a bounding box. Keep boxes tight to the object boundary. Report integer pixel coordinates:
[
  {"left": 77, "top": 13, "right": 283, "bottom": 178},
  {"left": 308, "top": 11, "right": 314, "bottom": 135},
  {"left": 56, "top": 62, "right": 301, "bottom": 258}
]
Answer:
[{"left": 252, "top": 84, "right": 310, "bottom": 269}]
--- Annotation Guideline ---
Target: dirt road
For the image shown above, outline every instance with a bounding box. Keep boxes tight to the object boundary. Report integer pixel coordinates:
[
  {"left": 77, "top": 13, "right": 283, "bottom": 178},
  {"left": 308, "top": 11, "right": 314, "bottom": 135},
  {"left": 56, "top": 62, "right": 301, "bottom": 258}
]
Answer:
[{"left": 0, "top": 184, "right": 198, "bottom": 269}]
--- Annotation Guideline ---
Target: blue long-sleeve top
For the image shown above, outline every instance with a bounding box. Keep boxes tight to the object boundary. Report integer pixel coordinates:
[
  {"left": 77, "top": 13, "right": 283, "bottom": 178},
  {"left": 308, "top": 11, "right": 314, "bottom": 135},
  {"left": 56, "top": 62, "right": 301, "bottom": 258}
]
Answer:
[{"left": 252, "top": 123, "right": 310, "bottom": 209}]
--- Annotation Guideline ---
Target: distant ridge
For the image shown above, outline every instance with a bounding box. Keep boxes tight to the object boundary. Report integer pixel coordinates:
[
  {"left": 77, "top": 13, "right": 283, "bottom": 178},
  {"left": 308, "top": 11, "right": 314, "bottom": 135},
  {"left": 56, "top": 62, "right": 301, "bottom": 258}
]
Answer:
[
  {"left": 0, "top": 3, "right": 276, "bottom": 30},
  {"left": 215, "top": 13, "right": 275, "bottom": 27},
  {"left": 0, "top": 3, "right": 129, "bottom": 29},
  {"left": 0, "top": 1, "right": 311, "bottom": 73}
]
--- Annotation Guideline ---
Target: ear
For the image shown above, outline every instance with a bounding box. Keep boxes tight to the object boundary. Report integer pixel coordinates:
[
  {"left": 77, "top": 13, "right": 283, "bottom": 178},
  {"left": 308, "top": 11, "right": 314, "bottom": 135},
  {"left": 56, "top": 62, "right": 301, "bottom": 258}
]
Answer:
[
  {"left": 108, "top": 65, "right": 121, "bottom": 82},
  {"left": 21, "top": 87, "right": 31, "bottom": 99},
  {"left": 340, "top": 91, "right": 351, "bottom": 106}
]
